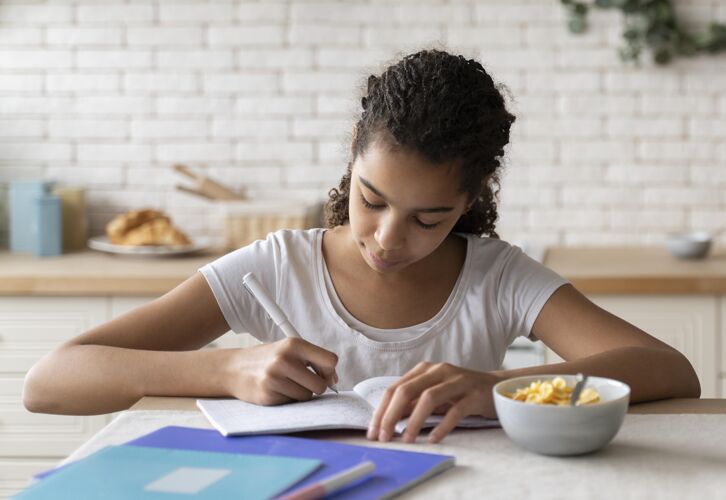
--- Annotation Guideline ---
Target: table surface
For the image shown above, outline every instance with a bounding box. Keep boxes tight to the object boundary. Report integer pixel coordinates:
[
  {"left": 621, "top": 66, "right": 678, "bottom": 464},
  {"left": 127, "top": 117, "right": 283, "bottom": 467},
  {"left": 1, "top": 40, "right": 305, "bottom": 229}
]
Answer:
[
  {"left": 131, "top": 396, "right": 726, "bottom": 413},
  {"left": 58, "top": 397, "right": 726, "bottom": 500}
]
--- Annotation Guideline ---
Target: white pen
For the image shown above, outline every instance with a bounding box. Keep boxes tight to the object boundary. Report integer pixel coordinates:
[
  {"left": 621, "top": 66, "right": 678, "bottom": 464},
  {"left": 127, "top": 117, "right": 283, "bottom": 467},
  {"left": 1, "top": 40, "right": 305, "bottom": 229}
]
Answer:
[
  {"left": 242, "top": 271, "right": 339, "bottom": 394},
  {"left": 278, "top": 461, "right": 375, "bottom": 500}
]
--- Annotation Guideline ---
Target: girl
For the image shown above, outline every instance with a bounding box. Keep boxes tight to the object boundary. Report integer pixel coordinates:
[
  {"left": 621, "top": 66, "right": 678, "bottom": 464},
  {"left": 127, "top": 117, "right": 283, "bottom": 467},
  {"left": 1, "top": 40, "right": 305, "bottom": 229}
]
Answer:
[{"left": 23, "top": 49, "right": 700, "bottom": 444}]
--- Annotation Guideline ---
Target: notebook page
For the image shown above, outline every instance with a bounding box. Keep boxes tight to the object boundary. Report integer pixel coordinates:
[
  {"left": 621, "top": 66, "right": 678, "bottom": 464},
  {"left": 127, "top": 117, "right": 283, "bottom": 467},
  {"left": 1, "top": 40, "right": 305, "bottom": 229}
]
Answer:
[
  {"left": 197, "top": 392, "right": 373, "bottom": 436},
  {"left": 353, "top": 376, "right": 400, "bottom": 409}
]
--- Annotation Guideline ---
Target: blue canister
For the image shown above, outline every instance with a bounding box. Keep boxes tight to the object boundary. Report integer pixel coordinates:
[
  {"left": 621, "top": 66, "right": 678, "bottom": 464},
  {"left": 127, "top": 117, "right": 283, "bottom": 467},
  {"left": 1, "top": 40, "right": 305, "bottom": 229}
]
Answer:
[
  {"left": 9, "top": 181, "right": 53, "bottom": 252},
  {"left": 34, "top": 194, "right": 62, "bottom": 257}
]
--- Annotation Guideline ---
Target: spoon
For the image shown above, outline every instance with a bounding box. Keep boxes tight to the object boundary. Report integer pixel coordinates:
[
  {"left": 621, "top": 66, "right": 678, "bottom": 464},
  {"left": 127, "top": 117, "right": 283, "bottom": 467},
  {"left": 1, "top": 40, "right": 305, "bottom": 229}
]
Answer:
[{"left": 570, "top": 373, "right": 589, "bottom": 407}]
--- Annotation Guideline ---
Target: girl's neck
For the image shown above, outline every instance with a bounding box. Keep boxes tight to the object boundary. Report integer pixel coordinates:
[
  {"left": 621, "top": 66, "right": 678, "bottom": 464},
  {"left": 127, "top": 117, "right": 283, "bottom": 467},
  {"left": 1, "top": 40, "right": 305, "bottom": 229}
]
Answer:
[
  {"left": 325, "top": 225, "right": 465, "bottom": 287},
  {"left": 322, "top": 225, "right": 468, "bottom": 329}
]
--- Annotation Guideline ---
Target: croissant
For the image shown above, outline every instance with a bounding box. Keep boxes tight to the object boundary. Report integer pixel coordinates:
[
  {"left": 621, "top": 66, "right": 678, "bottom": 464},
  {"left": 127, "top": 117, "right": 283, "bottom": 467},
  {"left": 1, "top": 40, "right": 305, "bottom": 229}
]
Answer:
[{"left": 106, "top": 209, "right": 191, "bottom": 246}]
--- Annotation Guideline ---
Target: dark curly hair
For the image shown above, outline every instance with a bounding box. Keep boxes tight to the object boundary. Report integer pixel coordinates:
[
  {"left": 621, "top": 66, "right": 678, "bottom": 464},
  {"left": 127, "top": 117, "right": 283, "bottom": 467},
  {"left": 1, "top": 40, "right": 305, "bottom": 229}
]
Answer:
[{"left": 324, "top": 49, "right": 515, "bottom": 238}]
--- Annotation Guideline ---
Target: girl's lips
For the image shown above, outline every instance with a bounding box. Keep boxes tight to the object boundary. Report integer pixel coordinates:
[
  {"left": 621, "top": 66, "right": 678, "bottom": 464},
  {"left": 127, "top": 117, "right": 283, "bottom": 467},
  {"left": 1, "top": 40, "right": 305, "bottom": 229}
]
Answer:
[{"left": 368, "top": 250, "right": 400, "bottom": 269}]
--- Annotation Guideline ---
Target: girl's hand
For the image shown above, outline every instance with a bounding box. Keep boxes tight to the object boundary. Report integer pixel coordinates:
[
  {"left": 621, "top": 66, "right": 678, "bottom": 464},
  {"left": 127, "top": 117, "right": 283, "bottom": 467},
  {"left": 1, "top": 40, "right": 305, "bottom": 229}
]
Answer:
[
  {"left": 367, "top": 362, "right": 501, "bottom": 444},
  {"left": 224, "top": 338, "right": 338, "bottom": 406}
]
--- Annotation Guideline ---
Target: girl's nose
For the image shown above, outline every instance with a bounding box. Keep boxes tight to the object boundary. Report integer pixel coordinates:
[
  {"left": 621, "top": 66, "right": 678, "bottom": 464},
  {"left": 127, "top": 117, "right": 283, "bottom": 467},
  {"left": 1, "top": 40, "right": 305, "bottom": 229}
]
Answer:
[{"left": 375, "top": 213, "right": 406, "bottom": 251}]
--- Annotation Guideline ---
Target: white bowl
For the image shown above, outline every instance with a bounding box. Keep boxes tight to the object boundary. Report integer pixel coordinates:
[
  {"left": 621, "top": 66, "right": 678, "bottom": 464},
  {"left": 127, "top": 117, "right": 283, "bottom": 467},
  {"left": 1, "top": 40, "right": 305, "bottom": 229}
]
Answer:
[
  {"left": 493, "top": 374, "right": 630, "bottom": 456},
  {"left": 665, "top": 232, "right": 712, "bottom": 260}
]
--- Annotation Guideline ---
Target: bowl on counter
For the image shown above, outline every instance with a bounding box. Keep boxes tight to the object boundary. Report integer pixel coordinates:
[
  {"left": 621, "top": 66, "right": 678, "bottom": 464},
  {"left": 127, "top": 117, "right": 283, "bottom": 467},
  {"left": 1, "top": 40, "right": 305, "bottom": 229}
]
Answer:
[
  {"left": 665, "top": 232, "right": 712, "bottom": 260},
  {"left": 492, "top": 374, "right": 630, "bottom": 456}
]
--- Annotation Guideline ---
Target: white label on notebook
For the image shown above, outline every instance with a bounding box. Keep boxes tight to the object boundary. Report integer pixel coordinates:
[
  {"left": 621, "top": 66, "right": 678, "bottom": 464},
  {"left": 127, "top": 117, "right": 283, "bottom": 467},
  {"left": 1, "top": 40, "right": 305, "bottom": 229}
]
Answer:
[{"left": 144, "top": 467, "right": 231, "bottom": 494}]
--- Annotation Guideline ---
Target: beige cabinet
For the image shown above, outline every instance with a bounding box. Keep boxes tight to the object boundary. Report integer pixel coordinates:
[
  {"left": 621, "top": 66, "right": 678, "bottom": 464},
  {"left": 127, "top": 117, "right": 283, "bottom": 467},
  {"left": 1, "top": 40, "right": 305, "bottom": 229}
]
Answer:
[
  {"left": 544, "top": 295, "right": 721, "bottom": 398},
  {"left": 0, "top": 297, "right": 111, "bottom": 458},
  {"left": 0, "top": 295, "right": 258, "bottom": 499},
  {"left": 0, "top": 297, "right": 110, "bottom": 498}
]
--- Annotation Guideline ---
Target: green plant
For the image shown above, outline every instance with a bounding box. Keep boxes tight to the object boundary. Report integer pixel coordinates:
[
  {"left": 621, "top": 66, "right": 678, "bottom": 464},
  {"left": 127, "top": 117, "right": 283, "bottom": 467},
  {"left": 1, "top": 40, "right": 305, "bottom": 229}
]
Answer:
[{"left": 561, "top": 0, "right": 726, "bottom": 65}]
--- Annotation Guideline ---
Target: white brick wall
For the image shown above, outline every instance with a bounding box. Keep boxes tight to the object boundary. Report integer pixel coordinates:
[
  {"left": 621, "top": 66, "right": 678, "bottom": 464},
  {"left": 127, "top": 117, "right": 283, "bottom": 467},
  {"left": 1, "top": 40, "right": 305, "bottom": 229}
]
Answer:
[{"left": 1, "top": 0, "right": 725, "bottom": 247}]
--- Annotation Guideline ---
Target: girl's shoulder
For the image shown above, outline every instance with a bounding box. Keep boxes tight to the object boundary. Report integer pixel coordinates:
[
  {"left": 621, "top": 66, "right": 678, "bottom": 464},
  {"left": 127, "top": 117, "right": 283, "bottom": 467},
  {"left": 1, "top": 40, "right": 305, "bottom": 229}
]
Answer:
[
  {"left": 265, "top": 227, "right": 324, "bottom": 248},
  {"left": 206, "top": 228, "right": 324, "bottom": 276},
  {"left": 231, "top": 227, "right": 324, "bottom": 256},
  {"left": 459, "top": 234, "right": 550, "bottom": 279},
  {"left": 458, "top": 233, "right": 517, "bottom": 261}
]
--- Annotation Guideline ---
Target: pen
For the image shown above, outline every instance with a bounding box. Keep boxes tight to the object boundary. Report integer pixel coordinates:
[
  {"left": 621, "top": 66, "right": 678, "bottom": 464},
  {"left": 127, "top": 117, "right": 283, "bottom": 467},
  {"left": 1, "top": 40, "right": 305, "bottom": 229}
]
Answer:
[
  {"left": 242, "top": 271, "right": 339, "bottom": 394},
  {"left": 278, "top": 461, "right": 376, "bottom": 500}
]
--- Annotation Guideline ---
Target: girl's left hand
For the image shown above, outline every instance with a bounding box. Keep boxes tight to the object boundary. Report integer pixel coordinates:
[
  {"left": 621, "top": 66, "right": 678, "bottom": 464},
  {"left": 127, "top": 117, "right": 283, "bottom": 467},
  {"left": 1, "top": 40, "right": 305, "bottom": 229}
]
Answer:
[{"left": 367, "top": 362, "right": 501, "bottom": 444}]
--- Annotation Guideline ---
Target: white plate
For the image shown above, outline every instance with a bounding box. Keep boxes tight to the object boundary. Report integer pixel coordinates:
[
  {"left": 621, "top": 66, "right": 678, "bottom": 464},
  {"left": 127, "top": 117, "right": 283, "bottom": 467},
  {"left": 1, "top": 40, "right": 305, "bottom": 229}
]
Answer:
[{"left": 87, "top": 236, "right": 210, "bottom": 257}]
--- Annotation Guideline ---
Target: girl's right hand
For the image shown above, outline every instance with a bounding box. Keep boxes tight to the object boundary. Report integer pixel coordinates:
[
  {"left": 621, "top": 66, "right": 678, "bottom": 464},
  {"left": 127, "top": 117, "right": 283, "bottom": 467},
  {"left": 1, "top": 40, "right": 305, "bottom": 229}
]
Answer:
[{"left": 223, "top": 337, "right": 339, "bottom": 406}]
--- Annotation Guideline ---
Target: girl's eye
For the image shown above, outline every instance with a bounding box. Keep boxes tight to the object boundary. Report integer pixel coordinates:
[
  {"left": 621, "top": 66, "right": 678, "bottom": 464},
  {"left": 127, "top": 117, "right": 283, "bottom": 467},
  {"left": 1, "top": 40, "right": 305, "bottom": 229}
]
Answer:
[
  {"left": 416, "top": 220, "right": 439, "bottom": 230},
  {"left": 360, "top": 194, "right": 384, "bottom": 210},
  {"left": 360, "top": 195, "right": 440, "bottom": 230}
]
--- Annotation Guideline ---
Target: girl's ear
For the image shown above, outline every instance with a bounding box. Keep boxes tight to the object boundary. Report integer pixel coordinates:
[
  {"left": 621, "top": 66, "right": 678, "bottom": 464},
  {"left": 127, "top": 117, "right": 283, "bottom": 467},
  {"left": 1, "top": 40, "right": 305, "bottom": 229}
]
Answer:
[
  {"left": 466, "top": 187, "right": 484, "bottom": 212},
  {"left": 468, "top": 176, "right": 490, "bottom": 210}
]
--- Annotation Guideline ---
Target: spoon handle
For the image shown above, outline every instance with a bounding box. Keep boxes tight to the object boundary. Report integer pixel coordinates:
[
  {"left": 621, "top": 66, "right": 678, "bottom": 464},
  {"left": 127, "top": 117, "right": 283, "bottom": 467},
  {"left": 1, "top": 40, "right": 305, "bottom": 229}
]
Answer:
[{"left": 570, "top": 373, "right": 589, "bottom": 406}]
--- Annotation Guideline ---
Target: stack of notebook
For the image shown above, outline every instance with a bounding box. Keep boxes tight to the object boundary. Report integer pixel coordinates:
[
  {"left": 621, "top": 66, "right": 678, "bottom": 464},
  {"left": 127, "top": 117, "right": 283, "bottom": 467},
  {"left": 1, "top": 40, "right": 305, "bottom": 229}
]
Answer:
[{"left": 17, "top": 426, "right": 457, "bottom": 499}]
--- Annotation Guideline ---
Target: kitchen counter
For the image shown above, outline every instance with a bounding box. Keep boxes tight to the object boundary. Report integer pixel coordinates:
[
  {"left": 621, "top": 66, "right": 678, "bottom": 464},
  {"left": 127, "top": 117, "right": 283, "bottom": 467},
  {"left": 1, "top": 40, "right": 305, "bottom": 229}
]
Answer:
[
  {"left": 0, "top": 249, "right": 224, "bottom": 295},
  {"left": 1, "top": 245, "right": 726, "bottom": 295},
  {"left": 545, "top": 246, "right": 726, "bottom": 294}
]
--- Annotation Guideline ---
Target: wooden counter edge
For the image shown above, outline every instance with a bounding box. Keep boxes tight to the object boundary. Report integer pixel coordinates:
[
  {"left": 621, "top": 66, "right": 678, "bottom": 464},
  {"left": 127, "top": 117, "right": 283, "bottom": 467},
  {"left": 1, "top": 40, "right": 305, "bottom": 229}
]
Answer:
[
  {"left": 565, "top": 277, "right": 726, "bottom": 295},
  {"left": 0, "top": 277, "right": 181, "bottom": 296},
  {"left": 129, "top": 396, "right": 726, "bottom": 414}
]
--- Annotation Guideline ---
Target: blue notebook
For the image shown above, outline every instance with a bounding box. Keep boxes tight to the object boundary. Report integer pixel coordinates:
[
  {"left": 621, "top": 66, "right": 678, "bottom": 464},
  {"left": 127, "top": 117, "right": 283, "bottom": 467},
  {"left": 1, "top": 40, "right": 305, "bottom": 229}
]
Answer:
[
  {"left": 35, "top": 426, "right": 455, "bottom": 499},
  {"left": 138, "top": 426, "right": 454, "bottom": 499},
  {"left": 16, "top": 444, "right": 320, "bottom": 500}
]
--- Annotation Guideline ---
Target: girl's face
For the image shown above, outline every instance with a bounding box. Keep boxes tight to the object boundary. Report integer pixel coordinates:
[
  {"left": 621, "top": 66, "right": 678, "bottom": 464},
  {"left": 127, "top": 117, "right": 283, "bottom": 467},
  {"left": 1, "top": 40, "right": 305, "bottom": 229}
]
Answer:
[{"left": 348, "top": 139, "right": 470, "bottom": 275}]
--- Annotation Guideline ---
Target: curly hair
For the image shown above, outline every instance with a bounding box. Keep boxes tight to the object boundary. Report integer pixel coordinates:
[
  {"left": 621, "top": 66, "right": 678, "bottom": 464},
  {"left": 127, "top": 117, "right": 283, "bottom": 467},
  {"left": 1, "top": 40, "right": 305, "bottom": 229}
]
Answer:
[{"left": 324, "top": 49, "right": 515, "bottom": 238}]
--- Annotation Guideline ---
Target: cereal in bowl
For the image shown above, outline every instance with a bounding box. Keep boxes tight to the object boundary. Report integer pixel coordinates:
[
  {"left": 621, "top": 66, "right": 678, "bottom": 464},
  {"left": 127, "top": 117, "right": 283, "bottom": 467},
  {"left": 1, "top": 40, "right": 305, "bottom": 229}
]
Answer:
[{"left": 505, "top": 377, "right": 600, "bottom": 406}]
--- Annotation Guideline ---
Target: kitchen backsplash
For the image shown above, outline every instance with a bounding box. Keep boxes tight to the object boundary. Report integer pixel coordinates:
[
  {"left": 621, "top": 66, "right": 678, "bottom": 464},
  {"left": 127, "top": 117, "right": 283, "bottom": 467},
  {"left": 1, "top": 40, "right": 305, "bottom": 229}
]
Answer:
[{"left": 1, "top": 0, "right": 725, "bottom": 247}]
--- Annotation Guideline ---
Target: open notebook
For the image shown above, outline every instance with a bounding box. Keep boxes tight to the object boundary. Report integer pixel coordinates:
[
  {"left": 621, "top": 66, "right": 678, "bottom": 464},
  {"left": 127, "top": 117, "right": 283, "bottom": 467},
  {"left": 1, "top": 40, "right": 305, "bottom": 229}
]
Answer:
[{"left": 197, "top": 376, "right": 500, "bottom": 437}]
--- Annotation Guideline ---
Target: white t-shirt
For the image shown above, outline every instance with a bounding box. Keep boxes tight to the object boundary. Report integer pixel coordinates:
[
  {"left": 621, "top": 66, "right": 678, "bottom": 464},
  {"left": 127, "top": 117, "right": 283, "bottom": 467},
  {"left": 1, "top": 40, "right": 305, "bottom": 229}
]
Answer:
[{"left": 199, "top": 228, "right": 568, "bottom": 390}]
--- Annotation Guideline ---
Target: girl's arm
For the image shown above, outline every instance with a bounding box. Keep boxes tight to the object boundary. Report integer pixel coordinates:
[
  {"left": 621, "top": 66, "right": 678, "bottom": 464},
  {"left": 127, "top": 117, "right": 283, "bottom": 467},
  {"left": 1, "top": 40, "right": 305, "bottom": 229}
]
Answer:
[
  {"left": 22, "top": 272, "right": 338, "bottom": 415},
  {"left": 492, "top": 284, "right": 701, "bottom": 400},
  {"left": 368, "top": 284, "right": 700, "bottom": 444}
]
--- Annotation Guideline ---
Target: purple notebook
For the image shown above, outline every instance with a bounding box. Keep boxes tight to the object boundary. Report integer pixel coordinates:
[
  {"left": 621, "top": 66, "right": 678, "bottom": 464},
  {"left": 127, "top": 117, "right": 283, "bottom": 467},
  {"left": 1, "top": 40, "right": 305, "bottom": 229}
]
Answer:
[{"left": 36, "top": 426, "right": 455, "bottom": 499}]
